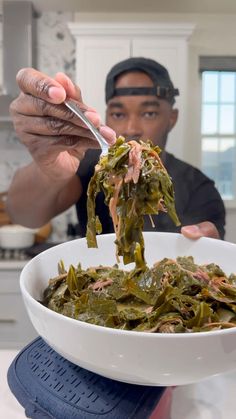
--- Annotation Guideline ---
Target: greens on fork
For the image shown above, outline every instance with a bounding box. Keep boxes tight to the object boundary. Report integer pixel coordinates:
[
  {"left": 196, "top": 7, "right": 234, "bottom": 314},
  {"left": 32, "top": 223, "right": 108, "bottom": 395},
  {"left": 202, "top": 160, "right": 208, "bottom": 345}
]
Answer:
[{"left": 86, "top": 136, "right": 180, "bottom": 268}]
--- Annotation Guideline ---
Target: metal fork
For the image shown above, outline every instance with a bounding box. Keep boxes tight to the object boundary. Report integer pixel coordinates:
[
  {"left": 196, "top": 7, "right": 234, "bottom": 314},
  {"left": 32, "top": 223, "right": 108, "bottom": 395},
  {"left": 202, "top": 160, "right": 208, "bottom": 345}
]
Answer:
[{"left": 64, "top": 100, "right": 109, "bottom": 156}]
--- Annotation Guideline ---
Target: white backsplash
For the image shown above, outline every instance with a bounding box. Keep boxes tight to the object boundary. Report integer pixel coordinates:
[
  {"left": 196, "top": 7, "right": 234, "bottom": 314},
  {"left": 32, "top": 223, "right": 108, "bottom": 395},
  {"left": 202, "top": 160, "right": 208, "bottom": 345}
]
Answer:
[
  {"left": 0, "top": 11, "right": 77, "bottom": 241},
  {"left": 36, "top": 11, "right": 75, "bottom": 79}
]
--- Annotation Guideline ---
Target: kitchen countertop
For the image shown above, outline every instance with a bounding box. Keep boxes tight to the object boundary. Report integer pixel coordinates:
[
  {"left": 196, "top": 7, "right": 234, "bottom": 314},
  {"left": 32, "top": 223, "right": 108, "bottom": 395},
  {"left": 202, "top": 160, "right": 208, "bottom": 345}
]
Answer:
[
  {"left": 1, "top": 347, "right": 236, "bottom": 419},
  {"left": 0, "top": 259, "right": 30, "bottom": 270}
]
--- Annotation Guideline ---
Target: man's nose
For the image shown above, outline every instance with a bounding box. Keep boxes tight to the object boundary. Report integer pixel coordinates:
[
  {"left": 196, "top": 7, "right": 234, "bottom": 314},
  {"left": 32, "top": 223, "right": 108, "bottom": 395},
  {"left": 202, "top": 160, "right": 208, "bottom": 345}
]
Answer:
[{"left": 122, "top": 116, "right": 143, "bottom": 140}]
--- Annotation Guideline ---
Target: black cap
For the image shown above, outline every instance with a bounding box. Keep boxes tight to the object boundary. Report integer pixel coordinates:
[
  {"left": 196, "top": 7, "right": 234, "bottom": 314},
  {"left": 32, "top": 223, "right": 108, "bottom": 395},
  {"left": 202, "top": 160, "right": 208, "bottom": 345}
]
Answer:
[{"left": 105, "top": 57, "right": 179, "bottom": 104}]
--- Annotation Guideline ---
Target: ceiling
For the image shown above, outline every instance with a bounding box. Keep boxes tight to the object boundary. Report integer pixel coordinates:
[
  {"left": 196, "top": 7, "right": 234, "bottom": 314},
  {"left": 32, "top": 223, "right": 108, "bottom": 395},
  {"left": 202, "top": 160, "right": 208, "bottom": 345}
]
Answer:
[{"left": 1, "top": 0, "right": 236, "bottom": 14}]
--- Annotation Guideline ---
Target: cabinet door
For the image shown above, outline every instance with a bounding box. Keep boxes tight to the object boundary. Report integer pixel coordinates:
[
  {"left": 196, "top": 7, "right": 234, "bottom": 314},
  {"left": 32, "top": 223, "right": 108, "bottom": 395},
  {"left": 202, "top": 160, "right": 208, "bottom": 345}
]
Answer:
[
  {"left": 132, "top": 38, "right": 188, "bottom": 159},
  {"left": 0, "top": 292, "right": 37, "bottom": 348},
  {"left": 0, "top": 269, "right": 37, "bottom": 348},
  {"left": 75, "top": 38, "right": 131, "bottom": 120}
]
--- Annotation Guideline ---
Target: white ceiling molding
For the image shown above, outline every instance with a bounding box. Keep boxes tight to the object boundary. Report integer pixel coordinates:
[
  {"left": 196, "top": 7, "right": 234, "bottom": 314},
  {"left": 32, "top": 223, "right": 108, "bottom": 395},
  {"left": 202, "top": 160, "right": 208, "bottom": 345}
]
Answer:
[{"left": 68, "top": 22, "right": 195, "bottom": 39}]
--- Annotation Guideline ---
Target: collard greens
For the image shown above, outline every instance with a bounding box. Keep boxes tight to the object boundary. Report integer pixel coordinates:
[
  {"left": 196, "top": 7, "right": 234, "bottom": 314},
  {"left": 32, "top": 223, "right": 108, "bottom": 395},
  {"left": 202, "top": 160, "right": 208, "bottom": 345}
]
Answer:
[
  {"left": 42, "top": 257, "right": 236, "bottom": 333},
  {"left": 86, "top": 136, "right": 180, "bottom": 268}
]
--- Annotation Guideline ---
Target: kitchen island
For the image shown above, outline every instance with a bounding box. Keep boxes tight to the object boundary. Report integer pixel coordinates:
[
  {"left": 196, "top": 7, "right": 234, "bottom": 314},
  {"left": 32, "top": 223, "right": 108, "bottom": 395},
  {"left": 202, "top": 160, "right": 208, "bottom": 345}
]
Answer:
[{"left": 0, "top": 259, "right": 37, "bottom": 349}]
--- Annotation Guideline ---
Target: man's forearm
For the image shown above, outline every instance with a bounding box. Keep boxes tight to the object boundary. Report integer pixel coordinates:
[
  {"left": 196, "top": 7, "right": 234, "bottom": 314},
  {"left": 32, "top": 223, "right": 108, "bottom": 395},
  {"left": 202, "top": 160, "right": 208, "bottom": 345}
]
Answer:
[{"left": 6, "top": 163, "right": 82, "bottom": 227}]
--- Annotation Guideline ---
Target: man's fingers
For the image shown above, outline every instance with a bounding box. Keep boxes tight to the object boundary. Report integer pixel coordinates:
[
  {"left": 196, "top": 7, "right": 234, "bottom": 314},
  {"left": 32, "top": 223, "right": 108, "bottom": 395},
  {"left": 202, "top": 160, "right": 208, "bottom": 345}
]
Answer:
[
  {"left": 16, "top": 68, "right": 66, "bottom": 104},
  {"left": 13, "top": 68, "right": 117, "bottom": 146},
  {"left": 23, "top": 133, "right": 100, "bottom": 155},
  {"left": 15, "top": 115, "right": 96, "bottom": 140},
  {"left": 10, "top": 94, "right": 90, "bottom": 128},
  {"left": 181, "top": 222, "right": 220, "bottom": 240},
  {"left": 55, "top": 72, "right": 82, "bottom": 101},
  {"left": 181, "top": 225, "right": 202, "bottom": 239},
  {"left": 10, "top": 94, "right": 85, "bottom": 119},
  {"left": 100, "top": 125, "right": 116, "bottom": 143},
  {"left": 10, "top": 95, "right": 112, "bottom": 137}
]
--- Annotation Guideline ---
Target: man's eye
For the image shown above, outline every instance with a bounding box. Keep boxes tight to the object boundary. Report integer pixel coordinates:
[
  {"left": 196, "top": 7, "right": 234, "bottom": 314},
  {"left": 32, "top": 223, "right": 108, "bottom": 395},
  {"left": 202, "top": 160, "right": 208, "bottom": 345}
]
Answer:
[
  {"left": 110, "top": 112, "right": 126, "bottom": 120},
  {"left": 142, "top": 111, "right": 158, "bottom": 119}
]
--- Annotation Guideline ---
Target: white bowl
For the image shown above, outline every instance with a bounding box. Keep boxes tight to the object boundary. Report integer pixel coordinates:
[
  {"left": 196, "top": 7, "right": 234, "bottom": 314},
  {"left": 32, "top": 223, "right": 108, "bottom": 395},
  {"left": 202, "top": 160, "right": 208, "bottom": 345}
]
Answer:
[
  {"left": 0, "top": 224, "right": 37, "bottom": 249},
  {"left": 20, "top": 232, "right": 236, "bottom": 386}
]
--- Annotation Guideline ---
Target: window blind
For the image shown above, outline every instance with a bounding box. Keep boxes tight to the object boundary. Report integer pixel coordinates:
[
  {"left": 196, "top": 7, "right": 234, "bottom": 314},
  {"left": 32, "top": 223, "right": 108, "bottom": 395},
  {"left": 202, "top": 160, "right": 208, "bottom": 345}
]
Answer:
[{"left": 199, "top": 56, "right": 236, "bottom": 72}]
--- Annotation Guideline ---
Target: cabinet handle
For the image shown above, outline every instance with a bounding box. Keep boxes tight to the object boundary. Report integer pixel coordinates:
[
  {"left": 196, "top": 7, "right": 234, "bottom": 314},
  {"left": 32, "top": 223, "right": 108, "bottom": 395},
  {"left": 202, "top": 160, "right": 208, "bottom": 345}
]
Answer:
[{"left": 0, "top": 319, "right": 16, "bottom": 323}]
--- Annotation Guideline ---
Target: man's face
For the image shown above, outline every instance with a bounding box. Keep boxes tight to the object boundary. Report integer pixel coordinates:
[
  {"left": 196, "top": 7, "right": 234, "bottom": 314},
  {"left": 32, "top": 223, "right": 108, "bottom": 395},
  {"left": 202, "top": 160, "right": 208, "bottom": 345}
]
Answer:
[{"left": 105, "top": 71, "right": 178, "bottom": 149}]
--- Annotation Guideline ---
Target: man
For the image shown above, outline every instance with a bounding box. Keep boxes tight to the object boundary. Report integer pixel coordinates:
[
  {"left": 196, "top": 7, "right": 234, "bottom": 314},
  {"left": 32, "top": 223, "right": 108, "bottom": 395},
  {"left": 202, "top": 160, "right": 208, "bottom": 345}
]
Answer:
[{"left": 6, "top": 57, "right": 225, "bottom": 240}]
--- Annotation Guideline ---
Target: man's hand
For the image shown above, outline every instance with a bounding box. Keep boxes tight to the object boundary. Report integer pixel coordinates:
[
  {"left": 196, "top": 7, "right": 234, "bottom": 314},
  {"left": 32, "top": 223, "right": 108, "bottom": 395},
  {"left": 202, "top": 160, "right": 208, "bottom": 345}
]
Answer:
[
  {"left": 10, "top": 68, "right": 116, "bottom": 182},
  {"left": 7, "top": 68, "right": 116, "bottom": 227},
  {"left": 181, "top": 221, "right": 220, "bottom": 240}
]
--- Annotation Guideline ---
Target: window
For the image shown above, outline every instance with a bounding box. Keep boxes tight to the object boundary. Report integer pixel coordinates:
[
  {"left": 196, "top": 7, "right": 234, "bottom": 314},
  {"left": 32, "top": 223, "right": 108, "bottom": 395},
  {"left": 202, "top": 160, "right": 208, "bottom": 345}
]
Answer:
[{"left": 200, "top": 57, "right": 236, "bottom": 202}]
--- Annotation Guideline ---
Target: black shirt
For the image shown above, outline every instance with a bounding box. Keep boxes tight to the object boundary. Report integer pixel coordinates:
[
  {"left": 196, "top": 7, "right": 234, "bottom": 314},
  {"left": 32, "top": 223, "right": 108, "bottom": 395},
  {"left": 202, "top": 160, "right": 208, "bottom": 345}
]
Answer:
[{"left": 76, "top": 149, "right": 226, "bottom": 239}]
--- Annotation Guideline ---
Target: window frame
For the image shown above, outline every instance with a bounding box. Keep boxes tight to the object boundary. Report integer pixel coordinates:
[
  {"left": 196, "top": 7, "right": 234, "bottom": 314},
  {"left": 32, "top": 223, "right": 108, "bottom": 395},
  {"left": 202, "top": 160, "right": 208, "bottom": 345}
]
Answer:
[{"left": 199, "top": 56, "right": 236, "bottom": 208}]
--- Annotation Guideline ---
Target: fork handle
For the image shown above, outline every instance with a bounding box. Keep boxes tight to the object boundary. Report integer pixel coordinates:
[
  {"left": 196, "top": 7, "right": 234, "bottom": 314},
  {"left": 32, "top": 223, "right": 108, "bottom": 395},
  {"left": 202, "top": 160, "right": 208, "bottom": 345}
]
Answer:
[{"left": 64, "top": 100, "right": 108, "bottom": 152}]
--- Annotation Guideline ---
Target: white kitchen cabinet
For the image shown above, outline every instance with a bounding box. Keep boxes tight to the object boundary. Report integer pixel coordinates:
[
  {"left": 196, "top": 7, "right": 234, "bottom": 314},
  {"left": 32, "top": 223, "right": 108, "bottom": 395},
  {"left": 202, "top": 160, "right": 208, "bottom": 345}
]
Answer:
[
  {"left": 68, "top": 21, "right": 195, "bottom": 160},
  {"left": 72, "top": 37, "right": 131, "bottom": 117},
  {"left": 0, "top": 264, "right": 37, "bottom": 349}
]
